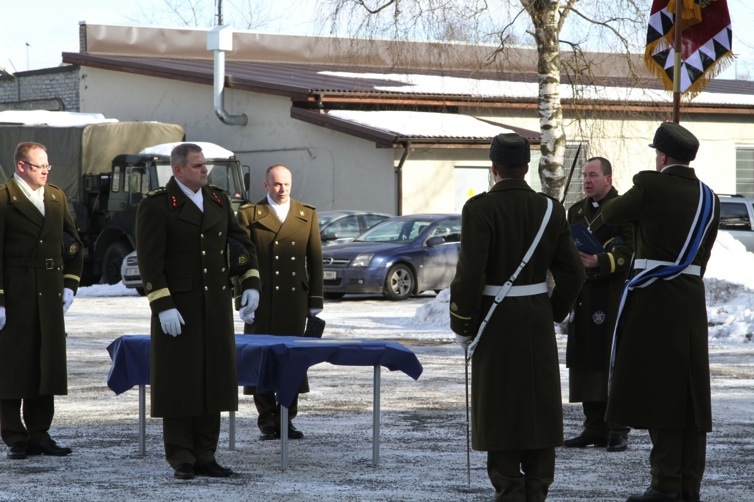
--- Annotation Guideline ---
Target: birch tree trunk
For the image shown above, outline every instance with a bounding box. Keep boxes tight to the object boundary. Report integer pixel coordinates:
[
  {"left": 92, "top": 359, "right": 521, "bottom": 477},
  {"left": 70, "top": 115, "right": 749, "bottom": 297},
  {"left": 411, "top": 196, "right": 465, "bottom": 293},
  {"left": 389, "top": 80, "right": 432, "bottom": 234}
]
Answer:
[{"left": 522, "top": 0, "right": 566, "bottom": 199}]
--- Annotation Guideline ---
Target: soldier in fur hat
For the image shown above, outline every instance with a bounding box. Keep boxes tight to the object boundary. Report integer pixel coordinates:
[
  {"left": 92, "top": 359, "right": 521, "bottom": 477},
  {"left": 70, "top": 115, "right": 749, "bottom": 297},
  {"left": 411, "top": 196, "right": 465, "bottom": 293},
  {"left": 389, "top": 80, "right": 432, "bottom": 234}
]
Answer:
[{"left": 450, "top": 133, "right": 583, "bottom": 501}]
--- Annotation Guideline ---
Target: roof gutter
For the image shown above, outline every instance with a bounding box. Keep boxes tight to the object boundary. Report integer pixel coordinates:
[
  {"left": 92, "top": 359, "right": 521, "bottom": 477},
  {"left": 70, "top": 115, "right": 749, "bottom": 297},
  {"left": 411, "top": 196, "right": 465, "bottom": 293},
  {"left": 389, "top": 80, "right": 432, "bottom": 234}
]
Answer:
[
  {"left": 395, "top": 141, "right": 412, "bottom": 215},
  {"left": 208, "top": 26, "right": 247, "bottom": 126}
]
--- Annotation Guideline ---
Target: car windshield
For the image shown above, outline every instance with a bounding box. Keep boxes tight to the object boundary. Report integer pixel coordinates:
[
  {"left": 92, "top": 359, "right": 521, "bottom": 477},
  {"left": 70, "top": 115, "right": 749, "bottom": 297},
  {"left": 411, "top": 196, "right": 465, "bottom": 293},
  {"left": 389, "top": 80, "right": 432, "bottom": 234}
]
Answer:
[{"left": 355, "top": 219, "right": 435, "bottom": 243}]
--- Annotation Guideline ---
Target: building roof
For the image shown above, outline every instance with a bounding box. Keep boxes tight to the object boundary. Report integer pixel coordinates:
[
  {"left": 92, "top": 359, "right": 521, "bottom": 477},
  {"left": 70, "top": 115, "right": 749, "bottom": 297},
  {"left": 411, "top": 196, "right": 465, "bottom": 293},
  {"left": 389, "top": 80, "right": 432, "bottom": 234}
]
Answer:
[{"left": 60, "top": 24, "right": 754, "bottom": 148}]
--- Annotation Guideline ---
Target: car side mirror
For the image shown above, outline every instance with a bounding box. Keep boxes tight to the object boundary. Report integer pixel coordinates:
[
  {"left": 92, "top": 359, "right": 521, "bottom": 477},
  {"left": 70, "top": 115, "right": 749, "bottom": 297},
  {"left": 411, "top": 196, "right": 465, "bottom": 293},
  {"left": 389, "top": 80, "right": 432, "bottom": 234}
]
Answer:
[
  {"left": 426, "top": 236, "right": 445, "bottom": 247},
  {"left": 321, "top": 232, "right": 339, "bottom": 241}
]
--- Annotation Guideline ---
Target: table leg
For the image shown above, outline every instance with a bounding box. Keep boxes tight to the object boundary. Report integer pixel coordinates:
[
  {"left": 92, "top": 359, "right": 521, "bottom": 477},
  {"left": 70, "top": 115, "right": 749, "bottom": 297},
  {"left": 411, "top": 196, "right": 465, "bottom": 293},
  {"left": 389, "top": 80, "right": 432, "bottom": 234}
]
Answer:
[
  {"left": 373, "top": 365, "right": 381, "bottom": 466},
  {"left": 139, "top": 385, "right": 146, "bottom": 456},
  {"left": 280, "top": 404, "right": 289, "bottom": 470},
  {"left": 229, "top": 410, "right": 236, "bottom": 450}
]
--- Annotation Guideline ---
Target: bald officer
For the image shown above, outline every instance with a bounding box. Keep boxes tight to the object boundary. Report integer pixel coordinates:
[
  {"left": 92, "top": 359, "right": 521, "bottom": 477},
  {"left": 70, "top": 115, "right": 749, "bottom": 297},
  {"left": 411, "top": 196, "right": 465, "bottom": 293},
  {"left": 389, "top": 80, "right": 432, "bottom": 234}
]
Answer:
[
  {"left": 450, "top": 133, "right": 584, "bottom": 501},
  {"left": 236, "top": 164, "right": 324, "bottom": 441},
  {"left": 602, "top": 122, "right": 719, "bottom": 502}
]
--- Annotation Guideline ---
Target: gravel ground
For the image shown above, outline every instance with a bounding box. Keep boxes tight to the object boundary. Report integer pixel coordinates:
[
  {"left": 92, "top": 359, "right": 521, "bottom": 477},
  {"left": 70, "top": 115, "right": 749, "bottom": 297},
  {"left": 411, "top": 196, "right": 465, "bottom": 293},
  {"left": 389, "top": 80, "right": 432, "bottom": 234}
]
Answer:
[{"left": 0, "top": 293, "right": 752, "bottom": 501}]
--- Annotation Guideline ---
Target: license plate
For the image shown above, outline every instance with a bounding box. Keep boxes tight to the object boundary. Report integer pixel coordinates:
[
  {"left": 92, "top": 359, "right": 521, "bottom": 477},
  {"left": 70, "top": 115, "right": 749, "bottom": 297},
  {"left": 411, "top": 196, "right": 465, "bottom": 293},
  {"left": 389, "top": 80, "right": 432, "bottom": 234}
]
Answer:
[{"left": 323, "top": 270, "right": 337, "bottom": 280}]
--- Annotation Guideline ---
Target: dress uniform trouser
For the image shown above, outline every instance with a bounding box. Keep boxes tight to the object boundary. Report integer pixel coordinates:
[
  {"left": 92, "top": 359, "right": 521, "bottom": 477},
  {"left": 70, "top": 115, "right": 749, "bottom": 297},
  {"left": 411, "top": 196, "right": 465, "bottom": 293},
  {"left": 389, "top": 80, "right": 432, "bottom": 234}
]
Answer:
[
  {"left": 487, "top": 448, "right": 555, "bottom": 502},
  {"left": 583, "top": 401, "right": 630, "bottom": 438},
  {"left": 0, "top": 395, "right": 54, "bottom": 446},
  {"left": 253, "top": 392, "right": 298, "bottom": 430},
  {"left": 647, "top": 391, "right": 706, "bottom": 495},
  {"left": 162, "top": 412, "right": 220, "bottom": 467}
]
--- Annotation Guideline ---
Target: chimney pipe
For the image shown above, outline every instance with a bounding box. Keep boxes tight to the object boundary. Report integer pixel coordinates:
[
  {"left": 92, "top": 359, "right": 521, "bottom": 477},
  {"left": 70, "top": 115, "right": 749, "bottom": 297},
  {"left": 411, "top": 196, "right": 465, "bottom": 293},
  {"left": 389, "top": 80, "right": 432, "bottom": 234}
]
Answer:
[{"left": 207, "top": 25, "right": 247, "bottom": 126}]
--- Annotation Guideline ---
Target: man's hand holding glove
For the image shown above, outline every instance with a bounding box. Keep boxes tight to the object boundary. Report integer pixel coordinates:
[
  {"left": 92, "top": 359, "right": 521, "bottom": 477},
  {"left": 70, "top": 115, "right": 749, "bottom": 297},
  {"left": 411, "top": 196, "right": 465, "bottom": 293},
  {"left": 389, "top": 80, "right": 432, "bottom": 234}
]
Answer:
[
  {"left": 62, "top": 288, "right": 74, "bottom": 313},
  {"left": 159, "top": 308, "right": 185, "bottom": 337},
  {"left": 239, "top": 289, "right": 260, "bottom": 325}
]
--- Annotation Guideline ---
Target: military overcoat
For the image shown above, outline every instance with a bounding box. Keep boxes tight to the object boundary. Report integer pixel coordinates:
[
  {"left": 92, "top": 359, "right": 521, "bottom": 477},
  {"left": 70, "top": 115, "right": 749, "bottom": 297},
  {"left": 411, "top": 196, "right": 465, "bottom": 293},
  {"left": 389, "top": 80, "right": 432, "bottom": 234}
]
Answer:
[
  {"left": 449, "top": 179, "right": 584, "bottom": 451},
  {"left": 602, "top": 166, "right": 719, "bottom": 431},
  {"left": 236, "top": 197, "right": 324, "bottom": 336},
  {"left": 565, "top": 187, "right": 633, "bottom": 401},
  {"left": 0, "top": 178, "right": 83, "bottom": 398},
  {"left": 136, "top": 178, "right": 260, "bottom": 418}
]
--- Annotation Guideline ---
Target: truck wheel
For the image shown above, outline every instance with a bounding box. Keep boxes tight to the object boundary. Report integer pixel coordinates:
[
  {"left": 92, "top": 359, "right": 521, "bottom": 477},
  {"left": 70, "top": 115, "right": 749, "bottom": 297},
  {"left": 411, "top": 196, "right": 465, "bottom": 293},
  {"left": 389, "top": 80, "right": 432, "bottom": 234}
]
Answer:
[{"left": 102, "top": 242, "right": 130, "bottom": 285}]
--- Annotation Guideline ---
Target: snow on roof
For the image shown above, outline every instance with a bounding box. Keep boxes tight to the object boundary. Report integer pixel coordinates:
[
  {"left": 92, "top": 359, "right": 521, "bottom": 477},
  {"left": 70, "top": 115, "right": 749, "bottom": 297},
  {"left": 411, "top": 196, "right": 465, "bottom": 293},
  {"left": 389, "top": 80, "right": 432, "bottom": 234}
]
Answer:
[
  {"left": 327, "top": 110, "right": 514, "bottom": 139},
  {"left": 0, "top": 110, "right": 118, "bottom": 126},
  {"left": 321, "top": 71, "right": 754, "bottom": 107},
  {"left": 139, "top": 141, "right": 234, "bottom": 158}
]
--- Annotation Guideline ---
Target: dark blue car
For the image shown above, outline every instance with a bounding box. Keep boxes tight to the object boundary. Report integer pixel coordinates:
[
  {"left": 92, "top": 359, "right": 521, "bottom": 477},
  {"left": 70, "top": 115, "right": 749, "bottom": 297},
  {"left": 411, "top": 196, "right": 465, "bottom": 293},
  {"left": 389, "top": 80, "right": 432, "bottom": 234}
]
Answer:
[{"left": 322, "top": 214, "right": 462, "bottom": 300}]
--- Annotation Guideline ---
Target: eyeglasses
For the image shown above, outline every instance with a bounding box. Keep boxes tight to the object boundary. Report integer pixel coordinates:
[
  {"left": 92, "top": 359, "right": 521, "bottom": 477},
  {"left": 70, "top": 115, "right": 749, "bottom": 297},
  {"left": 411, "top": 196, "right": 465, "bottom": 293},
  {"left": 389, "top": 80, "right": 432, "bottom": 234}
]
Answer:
[{"left": 22, "top": 161, "right": 52, "bottom": 172}]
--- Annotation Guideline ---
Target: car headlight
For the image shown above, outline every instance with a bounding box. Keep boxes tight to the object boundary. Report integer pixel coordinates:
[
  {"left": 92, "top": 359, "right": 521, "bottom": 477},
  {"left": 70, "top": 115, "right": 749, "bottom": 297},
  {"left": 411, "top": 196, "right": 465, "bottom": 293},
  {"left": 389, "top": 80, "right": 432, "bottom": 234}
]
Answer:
[{"left": 351, "top": 253, "right": 374, "bottom": 267}]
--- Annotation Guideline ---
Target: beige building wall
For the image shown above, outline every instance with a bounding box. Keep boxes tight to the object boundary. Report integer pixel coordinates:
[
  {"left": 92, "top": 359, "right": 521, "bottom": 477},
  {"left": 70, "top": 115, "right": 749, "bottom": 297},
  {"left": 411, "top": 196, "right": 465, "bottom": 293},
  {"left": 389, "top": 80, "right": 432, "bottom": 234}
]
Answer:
[
  {"left": 78, "top": 67, "right": 397, "bottom": 213},
  {"left": 482, "top": 111, "right": 754, "bottom": 198}
]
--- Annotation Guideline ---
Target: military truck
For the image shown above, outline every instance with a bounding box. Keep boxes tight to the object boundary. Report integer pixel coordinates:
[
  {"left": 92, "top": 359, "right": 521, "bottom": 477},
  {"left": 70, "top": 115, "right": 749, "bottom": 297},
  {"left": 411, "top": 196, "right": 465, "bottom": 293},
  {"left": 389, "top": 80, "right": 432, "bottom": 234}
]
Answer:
[{"left": 0, "top": 111, "right": 249, "bottom": 285}]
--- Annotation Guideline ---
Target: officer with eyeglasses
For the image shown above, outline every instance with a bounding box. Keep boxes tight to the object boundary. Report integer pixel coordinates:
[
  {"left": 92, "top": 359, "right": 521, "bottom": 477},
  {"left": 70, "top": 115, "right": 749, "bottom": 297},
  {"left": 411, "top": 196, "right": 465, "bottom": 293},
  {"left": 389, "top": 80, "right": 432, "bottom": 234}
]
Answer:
[{"left": 0, "top": 142, "right": 83, "bottom": 460}]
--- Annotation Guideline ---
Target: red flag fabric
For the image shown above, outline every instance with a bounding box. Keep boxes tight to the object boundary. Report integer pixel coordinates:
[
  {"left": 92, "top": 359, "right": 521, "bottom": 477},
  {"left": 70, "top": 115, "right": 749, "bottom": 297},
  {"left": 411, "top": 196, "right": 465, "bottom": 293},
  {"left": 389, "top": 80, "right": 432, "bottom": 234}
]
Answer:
[{"left": 645, "top": 0, "right": 733, "bottom": 95}]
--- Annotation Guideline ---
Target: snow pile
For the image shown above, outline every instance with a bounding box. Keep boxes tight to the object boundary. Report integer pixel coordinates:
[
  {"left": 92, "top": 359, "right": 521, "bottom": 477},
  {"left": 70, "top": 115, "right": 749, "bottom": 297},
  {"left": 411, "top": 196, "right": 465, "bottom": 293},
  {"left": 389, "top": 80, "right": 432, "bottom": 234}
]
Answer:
[{"left": 413, "top": 231, "right": 754, "bottom": 343}]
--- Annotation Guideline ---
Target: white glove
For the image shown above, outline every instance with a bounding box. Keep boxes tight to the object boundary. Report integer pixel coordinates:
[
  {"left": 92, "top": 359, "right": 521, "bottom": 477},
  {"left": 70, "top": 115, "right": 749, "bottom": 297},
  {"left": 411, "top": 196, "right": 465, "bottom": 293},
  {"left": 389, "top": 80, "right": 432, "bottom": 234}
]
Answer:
[
  {"left": 158, "top": 308, "right": 185, "bottom": 337},
  {"left": 0, "top": 306, "right": 5, "bottom": 330},
  {"left": 455, "top": 333, "right": 472, "bottom": 349},
  {"left": 308, "top": 308, "right": 323, "bottom": 317},
  {"left": 240, "top": 309, "right": 255, "bottom": 325},
  {"left": 62, "top": 288, "right": 74, "bottom": 313},
  {"left": 240, "top": 289, "right": 260, "bottom": 319}
]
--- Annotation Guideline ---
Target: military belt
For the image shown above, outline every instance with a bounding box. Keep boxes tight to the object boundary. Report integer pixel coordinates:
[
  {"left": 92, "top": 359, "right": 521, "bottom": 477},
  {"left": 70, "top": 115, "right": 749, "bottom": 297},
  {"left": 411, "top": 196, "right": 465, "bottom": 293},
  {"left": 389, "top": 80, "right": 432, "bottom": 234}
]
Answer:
[
  {"left": 482, "top": 282, "right": 548, "bottom": 297},
  {"left": 5, "top": 257, "right": 63, "bottom": 270},
  {"left": 633, "top": 259, "right": 701, "bottom": 276}
]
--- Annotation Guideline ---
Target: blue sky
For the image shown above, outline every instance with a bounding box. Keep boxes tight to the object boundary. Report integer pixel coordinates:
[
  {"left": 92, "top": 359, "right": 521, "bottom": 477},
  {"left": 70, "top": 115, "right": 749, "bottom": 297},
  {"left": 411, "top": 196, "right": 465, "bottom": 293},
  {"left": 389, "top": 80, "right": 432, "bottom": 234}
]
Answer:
[{"left": 3, "top": 0, "right": 752, "bottom": 80}]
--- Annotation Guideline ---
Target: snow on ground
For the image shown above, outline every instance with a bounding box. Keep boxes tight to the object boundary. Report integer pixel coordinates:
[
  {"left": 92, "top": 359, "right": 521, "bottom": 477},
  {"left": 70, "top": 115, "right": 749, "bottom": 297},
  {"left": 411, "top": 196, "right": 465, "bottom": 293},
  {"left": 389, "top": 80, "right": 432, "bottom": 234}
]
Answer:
[{"left": 0, "top": 236, "right": 752, "bottom": 501}]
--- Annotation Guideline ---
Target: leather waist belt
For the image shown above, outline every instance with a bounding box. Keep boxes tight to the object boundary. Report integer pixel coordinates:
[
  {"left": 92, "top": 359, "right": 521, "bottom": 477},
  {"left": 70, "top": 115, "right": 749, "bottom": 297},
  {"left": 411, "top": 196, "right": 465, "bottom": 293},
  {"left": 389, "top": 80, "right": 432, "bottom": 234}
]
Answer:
[
  {"left": 483, "top": 282, "right": 548, "bottom": 297},
  {"left": 6, "top": 257, "right": 63, "bottom": 270},
  {"left": 633, "top": 259, "right": 701, "bottom": 276}
]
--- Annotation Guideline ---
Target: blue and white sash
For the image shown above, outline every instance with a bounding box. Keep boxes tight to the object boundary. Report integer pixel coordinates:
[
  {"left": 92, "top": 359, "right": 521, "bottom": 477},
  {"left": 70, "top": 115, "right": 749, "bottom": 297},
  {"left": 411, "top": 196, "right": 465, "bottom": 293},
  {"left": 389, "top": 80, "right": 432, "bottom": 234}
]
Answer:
[{"left": 608, "top": 181, "right": 716, "bottom": 384}]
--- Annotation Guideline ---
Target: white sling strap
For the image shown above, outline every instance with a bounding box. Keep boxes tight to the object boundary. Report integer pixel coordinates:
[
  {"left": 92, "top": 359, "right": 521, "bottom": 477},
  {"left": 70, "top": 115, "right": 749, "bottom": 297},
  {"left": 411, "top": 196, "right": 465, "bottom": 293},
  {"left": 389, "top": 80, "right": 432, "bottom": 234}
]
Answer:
[{"left": 466, "top": 197, "right": 553, "bottom": 361}]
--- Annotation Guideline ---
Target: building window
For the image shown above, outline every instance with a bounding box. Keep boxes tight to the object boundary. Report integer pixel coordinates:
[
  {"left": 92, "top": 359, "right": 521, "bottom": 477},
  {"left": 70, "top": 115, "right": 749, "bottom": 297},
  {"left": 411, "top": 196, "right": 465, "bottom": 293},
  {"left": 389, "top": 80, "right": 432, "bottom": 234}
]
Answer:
[{"left": 736, "top": 147, "right": 754, "bottom": 197}]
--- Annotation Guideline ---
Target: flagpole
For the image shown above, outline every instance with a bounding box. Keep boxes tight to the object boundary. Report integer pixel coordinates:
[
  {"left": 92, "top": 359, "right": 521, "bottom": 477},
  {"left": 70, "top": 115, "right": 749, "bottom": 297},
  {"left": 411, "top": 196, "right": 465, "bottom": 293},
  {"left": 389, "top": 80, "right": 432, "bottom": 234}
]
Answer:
[{"left": 672, "top": 11, "right": 683, "bottom": 124}]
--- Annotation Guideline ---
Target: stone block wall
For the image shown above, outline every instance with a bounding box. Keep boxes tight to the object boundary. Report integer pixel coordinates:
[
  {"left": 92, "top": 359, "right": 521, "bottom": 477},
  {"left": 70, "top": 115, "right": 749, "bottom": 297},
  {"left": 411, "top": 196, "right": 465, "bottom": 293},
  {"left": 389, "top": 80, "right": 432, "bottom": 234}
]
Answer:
[{"left": 0, "top": 66, "right": 79, "bottom": 111}]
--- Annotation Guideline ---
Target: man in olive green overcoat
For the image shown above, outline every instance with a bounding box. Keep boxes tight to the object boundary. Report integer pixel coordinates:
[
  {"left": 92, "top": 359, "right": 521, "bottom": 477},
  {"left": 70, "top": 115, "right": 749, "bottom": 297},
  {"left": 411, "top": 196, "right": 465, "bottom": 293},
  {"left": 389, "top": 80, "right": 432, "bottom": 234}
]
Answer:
[
  {"left": 0, "top": 142, "right": 83, "bottom": 460},
  {"left": 450, "top": 133, "right": 584, "bottom": 501},
  {"left": 236, "top": 164, "right": 324, "bottom": 440},
  {"left": 564, "top": 157, "right": 633, "bottom": 453},
  {"left": 136, "top": 143, "right": 260, "bottom": 480},
  {"left": 602, "top": 122, "right": 719, "bottom": 502}
]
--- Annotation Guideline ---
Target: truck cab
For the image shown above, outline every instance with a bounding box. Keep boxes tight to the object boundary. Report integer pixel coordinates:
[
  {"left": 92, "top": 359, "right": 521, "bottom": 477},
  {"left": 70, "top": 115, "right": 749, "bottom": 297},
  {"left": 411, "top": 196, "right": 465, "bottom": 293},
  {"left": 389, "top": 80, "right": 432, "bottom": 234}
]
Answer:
[{"left": 96, "top": 142, "right": 250, "bottom": 285}]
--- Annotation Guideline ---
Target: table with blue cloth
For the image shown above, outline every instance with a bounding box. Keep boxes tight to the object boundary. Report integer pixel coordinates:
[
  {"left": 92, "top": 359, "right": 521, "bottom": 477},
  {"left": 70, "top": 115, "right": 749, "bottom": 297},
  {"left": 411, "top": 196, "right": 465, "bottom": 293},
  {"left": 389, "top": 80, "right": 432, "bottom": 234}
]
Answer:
[{"left": 106, "top": 334, "right": 423, "bottom": 469}]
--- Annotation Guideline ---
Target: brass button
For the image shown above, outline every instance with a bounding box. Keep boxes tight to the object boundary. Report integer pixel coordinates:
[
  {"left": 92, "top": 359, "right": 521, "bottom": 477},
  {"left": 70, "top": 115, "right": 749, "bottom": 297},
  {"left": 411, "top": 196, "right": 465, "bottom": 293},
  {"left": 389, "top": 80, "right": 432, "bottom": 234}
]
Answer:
[
  {"left": 202, "top": 251, "right": 206, "bottom": 256},
  {"left": 291, "top": 257, "right": 296, "bottom": 261},
  {"left": 203, "top": 269, "right": 208, "bottom": 273},
  {"left": 275, "top": 286, "right": 280, "bottom": 290}
]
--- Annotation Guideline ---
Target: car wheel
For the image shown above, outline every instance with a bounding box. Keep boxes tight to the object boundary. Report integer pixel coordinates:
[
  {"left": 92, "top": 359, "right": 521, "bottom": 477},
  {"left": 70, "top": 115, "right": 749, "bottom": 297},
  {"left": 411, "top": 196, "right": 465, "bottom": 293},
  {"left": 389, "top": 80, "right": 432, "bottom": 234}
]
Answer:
[
  {"left": 384, "top": 264, "right": 414, "bottom": 300},
  {"left": 324, "top": 292, "right": 346, "bottom": 300},
  {"left": 102, "top": 242, "right": 130, "bottom": 285}
]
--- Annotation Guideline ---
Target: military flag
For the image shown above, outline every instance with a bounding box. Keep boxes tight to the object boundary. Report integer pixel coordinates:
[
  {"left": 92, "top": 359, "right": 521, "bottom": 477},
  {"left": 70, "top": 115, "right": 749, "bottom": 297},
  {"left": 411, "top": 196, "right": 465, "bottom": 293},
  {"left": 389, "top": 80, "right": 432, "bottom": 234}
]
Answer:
[{"left": 645, "top": 0, "right": 733, "bottom": 95}]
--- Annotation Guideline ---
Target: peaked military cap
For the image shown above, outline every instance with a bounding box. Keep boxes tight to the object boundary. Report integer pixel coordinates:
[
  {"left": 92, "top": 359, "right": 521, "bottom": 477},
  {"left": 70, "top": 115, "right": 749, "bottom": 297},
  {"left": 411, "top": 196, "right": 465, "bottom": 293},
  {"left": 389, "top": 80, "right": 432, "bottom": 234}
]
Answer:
[
  {"left": 649, "top": 122, "right": 699, "bottom": 162},
  {"left": 227, "top": 238, "right": 251, "bottom": 277},
  {"left": 62, "top": 232, "right": 79, "bottom": 262},
  {"left": 489, "top": 133, "right": 530, "bottom": 167}
]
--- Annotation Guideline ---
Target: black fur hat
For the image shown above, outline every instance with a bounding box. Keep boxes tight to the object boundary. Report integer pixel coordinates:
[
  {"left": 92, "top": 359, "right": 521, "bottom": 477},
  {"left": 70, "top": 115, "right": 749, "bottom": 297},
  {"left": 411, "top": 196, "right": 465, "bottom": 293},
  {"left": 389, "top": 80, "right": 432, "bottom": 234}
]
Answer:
[
  {"left": 489, "top": 133, "right": 531, "bottom": 167},
  {"left": 649, "top": 122, "right": 699, "bottom": 162}
]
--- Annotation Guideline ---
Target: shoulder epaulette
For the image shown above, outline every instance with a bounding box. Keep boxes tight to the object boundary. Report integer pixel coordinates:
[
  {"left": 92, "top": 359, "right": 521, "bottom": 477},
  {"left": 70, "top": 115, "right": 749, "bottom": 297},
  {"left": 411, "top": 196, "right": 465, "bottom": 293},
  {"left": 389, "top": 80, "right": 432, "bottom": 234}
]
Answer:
[
  {"left": 466, "top": 192, "right": 487, "bottom": 203},
  {"left": 239, "top": 202, "right": 255, "bottom": 211},
  {"left": 208, "top": 184, "right": 224, "bottom": 192},
  {"left": 146, "top": 187, "right": 167, "bottom": 197},
  {"left": 303, "top": 203, "right": 316, "bottom": 210},
  {"left": 47, "top": 183, "right": 63, "bottom": 191}
]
